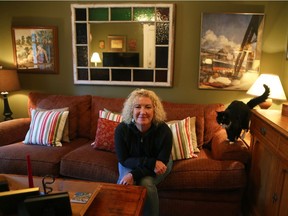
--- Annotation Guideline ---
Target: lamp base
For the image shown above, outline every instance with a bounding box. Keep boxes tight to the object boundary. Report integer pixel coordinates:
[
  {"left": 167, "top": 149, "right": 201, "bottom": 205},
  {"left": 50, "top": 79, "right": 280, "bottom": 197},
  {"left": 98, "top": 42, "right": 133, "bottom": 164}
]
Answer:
[
  {"left": 259, "top": 98, "right": 272, "bottom": 109},
  {"left": 1, "top": 93, "right": 13, "bottom": 121}
]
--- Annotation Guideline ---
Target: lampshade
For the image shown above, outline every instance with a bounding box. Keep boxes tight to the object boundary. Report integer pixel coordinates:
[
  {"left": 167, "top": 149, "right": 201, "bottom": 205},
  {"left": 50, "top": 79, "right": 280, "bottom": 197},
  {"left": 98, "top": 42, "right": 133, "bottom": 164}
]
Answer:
[
  {"left": 0, "top": 69, "right": 21, "bottom": 93},
  {"left": 91, "top": 52, "right": 101, "bottom": 66},
  {"left": 247, "top": 74, "right": 287, "bottom": 101}
]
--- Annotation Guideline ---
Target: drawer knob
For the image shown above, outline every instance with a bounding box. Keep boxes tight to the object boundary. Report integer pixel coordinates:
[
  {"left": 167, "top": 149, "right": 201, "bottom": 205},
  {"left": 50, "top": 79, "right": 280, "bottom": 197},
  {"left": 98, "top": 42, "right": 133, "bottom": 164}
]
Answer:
[{"left": 260, "top": 127, "right": 266, "bottom": 136}]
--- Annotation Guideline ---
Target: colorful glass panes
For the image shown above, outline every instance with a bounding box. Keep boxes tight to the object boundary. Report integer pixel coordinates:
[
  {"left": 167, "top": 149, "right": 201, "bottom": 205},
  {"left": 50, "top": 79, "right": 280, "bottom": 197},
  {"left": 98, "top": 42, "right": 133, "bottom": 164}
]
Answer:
[
  {"left": 156, "top": 23, "right": 169, "bottom": 45},
  {"left": 156, "top": 7, "right": 169, "bottom": 21},
  {"left": 89, "top": 8, "right": 108, "bottom": 21},
  {"left": 133, "top": 7, "right": 155, "bottom": 21},
  {"left": 111, "top": 8, "right": 131, "bottom": 21}
]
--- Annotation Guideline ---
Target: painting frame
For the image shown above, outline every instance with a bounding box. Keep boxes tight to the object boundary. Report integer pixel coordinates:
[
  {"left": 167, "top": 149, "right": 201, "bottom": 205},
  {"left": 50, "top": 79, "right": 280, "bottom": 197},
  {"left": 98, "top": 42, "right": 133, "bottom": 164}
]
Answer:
[
  {"left": 11, "top": 26, "right": 59, "bottom": 74},
  {"left": 198, "top": 13, "right": 265, "bottom": 90},
  {"left": 108, "top": 35, "right": 126, "bottom": 52}
]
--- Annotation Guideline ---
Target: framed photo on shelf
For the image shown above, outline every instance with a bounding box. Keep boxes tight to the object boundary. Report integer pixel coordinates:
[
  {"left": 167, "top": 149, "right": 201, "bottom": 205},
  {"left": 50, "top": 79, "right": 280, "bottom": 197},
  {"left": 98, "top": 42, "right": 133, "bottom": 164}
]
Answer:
[
  {"left": 108, "top": 36, "right": 126, "bottom": 52},
  {"left": 11, "top": 26, "right": 59, "bottom": 74},
  {"left": 198, "top": 13, "right": 265, "bottom": 90}
]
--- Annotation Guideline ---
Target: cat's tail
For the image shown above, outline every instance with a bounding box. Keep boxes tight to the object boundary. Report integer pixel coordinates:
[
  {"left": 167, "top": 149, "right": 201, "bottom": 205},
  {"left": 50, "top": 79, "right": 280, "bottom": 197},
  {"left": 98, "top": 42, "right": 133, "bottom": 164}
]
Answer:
[{"left": 247, "top": 84, "right": 270, "bottom": 109}]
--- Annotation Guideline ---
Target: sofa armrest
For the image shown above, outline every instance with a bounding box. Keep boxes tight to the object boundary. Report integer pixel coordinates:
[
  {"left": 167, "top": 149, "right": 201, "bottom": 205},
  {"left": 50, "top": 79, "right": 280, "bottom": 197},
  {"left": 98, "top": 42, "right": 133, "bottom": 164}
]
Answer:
[
  {"left": 0, "top": 118, "right": 31, "bottom": 146},
  {"left": 211, "top": 129, "right": 250, "bottom": 165}
]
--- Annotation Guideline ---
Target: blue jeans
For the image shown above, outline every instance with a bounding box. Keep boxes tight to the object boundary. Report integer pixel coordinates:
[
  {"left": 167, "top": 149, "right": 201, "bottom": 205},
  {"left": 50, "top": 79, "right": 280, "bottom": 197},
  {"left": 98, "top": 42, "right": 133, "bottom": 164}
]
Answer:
[{"left": 117, "top": 159, "right": 173, "bottom": 216}]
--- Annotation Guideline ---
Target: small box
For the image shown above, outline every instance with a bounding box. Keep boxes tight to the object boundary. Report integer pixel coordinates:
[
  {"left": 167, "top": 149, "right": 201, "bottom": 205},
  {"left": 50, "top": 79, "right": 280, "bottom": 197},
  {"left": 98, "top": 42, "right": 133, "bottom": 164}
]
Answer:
[{"left": 282, "top": 103, "right": 288, "bottom": 117}]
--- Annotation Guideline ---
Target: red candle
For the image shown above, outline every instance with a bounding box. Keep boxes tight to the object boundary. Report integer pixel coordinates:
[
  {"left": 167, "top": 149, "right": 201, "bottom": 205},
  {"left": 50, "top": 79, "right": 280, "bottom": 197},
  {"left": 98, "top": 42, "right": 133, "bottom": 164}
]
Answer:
[{"left": 26, "top": 154, "right": 34, "bottom": 188}]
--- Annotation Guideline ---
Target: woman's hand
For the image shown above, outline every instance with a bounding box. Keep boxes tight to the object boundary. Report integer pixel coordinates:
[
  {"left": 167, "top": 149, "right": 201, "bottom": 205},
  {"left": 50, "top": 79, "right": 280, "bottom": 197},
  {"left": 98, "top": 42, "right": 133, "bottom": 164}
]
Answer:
[
  {"left": 154, "top": 160, "right": 167, "bottom": 175},
  {"left": 119, "top": 173, "right": 134, "bottom": 185}
]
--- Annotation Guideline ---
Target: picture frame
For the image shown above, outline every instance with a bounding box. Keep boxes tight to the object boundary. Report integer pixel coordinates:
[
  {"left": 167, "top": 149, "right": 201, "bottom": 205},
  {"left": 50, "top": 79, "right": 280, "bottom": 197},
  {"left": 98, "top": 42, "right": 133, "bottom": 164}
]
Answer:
[
  {"left": 198, "top": 13, "right": 265, "bottom": 90},
  {"left": 11, "top": 26, "right": 59, "bottom": 74},
  {"left": 108, "top": 36, "right": 126, "bottom": 52}
]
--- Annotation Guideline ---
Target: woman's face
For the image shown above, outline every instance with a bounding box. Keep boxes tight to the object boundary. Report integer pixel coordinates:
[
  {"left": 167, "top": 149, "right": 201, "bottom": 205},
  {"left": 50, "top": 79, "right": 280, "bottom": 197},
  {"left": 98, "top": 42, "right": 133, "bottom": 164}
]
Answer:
[{"left": 133, "top": 96, "right": 154, "bottom": 130}]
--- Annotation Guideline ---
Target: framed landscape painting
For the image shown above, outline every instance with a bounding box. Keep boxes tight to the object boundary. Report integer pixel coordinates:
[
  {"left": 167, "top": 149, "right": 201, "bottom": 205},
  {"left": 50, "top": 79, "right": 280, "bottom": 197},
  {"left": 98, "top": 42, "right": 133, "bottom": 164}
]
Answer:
[
  {"left": 12, "top": 26, "right": 59, "bottom": 74},
  {"left": 198, "top": 13, "right": 265, "bottom": 90}
]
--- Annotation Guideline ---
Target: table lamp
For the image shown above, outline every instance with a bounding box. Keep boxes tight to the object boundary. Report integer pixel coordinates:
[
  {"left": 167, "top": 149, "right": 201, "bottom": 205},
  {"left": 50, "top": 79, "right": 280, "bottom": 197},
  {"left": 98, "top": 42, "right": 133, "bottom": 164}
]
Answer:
[
  {"left": 0, "top": 69, "right": 21, "bottom": 120},
  {"left": 246, "top": 74, "right": 287, "bottom": 109},
  {"left": 91, "top": 52, "right": 101, "bottom": 67}
]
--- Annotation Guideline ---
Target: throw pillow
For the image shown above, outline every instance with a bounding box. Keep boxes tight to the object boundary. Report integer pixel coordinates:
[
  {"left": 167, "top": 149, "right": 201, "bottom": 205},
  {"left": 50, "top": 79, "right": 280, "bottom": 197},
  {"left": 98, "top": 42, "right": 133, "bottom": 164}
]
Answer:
[
  {"left": 36, "top": 107, "right": 70, "bottom": 143},
  {"left": 23, "top": 109, "right": 69, "bottom": 147},
  {"left": 91, "top": 118, "right": 120, "bottom": 152},
  {"left": 99, "top": 110, "right": 123, "bottom": 122},
  {"left": 190, "top": 117, "right": 200, "bottom": 153},
  {"left": 167, "top": 117, "right": 197, "bottom": 160}
]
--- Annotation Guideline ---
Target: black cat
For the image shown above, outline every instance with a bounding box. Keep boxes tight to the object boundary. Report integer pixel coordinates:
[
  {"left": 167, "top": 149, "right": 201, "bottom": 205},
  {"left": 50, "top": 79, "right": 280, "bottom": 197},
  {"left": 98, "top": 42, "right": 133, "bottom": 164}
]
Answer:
[{"left": 216, "top": 84, "right": 270, "bottom": 143}]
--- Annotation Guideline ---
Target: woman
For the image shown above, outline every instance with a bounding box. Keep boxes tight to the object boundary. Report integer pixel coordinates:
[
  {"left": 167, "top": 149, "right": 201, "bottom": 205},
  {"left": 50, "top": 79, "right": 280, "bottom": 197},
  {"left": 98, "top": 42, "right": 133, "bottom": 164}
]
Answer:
[{"left": 115, "top": 88, "right": 173, "bottom": 216}]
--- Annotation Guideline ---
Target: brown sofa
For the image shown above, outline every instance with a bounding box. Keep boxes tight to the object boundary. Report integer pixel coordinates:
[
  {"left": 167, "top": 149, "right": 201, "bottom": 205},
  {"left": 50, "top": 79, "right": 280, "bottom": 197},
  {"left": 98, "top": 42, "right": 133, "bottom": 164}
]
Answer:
[{"left": 0, "top": 92, "right": 250, "bottom": 216}]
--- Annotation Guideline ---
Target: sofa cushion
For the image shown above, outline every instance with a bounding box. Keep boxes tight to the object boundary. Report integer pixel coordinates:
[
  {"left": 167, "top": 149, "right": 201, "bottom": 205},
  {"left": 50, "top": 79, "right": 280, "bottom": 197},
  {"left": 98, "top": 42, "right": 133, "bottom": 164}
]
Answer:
[
  {"left": 99, "top": 109, "right": 123, "bottom": 122},
  {"left": 36, "top": 107, "right": 70, "bottom": 143},
  {"left": 23, "top": 109, "right": 69, "bottom": 147},
  {"left": 158, "top": 149, "right": 246, "bottom": 191},
  {"left": 0, "top": 138, "right": 89, "bottom": 176},
  {"left": 167, "top": 117, "right": 194, "bottom": 160},
  {"left": 60, "top": 143, "right": 119, "bottom": 183},
  {"left": 91, "top": 118, "right": 120, "bottom": 152},
  {"left": 90, "top": 96, "right": 125, "bottom": 140},
  {"left": 162, "top": 102, "right": 205, "bottom": 148},
  {"left": 28, "top": 92, "right": 91, "bottom": 140},
  {"left": 211, "top": 129, "right": 250, "bottom": 165},
  {"left": 203, "top": 103, "right": 225, "bottom": 145}
]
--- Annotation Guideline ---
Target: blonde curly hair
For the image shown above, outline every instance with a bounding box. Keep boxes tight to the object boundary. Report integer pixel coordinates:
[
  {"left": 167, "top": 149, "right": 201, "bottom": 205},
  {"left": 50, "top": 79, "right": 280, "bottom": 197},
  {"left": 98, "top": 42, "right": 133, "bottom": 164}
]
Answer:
[{"left": 122, "top": 89, "right": 167, "bottom": 125}]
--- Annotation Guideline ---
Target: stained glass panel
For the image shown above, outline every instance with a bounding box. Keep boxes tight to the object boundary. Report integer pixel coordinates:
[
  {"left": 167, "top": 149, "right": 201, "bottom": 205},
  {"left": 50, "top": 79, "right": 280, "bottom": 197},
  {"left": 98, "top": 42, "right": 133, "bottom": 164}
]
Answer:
[
  {"left": 111, "top": 8, "right": 131, "bottom": 21},
  {"left": 89, "top": 8, "right": 108, "bottom": 21},
  {"left": 156, "top": 7, "right": 169, "bottom": 21},
  {"left": 156, "top": 23, "right": 169, "bottom": 45},
  {"left": 133, "top": 8, "right": 155, "bottom": 21}
]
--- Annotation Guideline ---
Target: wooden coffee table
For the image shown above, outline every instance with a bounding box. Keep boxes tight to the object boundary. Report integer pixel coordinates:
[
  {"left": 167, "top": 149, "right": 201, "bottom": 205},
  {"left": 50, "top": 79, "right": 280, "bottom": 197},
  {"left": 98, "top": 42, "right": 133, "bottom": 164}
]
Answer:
[{"left": 0, "top": 174, "right": 146, "bottom": 216}]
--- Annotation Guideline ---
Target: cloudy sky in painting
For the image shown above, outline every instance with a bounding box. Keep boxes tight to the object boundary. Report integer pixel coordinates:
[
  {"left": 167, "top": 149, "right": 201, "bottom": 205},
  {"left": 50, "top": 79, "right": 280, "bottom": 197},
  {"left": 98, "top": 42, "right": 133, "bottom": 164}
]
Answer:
[{"left": 200, "top": 13, "right": 253, "bottom": 52}]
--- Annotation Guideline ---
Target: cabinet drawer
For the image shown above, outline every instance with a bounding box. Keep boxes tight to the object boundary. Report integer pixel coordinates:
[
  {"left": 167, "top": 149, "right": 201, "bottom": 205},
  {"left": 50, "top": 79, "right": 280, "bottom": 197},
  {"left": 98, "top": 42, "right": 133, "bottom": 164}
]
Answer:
[{"left": 251, "top": 115, "right": 279, "bottom": 149}]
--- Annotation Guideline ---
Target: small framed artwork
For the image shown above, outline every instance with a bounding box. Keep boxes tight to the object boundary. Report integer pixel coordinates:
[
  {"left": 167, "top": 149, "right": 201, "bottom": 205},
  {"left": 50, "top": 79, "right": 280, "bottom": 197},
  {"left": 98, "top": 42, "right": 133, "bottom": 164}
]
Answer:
[
  {"left": 198, "top": 13, "right": 265, "bottom": 90},
  {"left": 11, "top": 26, "right": 59, "bottom": 74},
  {"left": 108, "top": 36, "right": 126, "bottom": 52},
  {"left": 128, "top": 39, "right": 137, "bottom": 51},
  {"left": 99, "top": 40, "right": 105, "bottom": 49}
]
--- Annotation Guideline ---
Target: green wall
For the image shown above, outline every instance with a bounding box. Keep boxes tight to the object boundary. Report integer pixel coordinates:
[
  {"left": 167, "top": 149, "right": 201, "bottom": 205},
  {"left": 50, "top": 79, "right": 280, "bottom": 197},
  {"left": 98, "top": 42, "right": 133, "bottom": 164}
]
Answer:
[{"left": 0, "top": 1, "right": 287, "bottom": 121}]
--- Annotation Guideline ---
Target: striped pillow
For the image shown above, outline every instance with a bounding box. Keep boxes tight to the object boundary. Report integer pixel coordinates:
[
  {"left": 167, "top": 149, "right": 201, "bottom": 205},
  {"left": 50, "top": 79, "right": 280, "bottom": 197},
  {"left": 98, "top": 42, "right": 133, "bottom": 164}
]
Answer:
[
  {"left": 23, "top": 109, "right": 69, "bottom": 147},
  {"left": 167, "top": 117, "right": 195, "bottom": 160},
  {"left": 99, "top": 110, "right": 123, "bottom": 122}
]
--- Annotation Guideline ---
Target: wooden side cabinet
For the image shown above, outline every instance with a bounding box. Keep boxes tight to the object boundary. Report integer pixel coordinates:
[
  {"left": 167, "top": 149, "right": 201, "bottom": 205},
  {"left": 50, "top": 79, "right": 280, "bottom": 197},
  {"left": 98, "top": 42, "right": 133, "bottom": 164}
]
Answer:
[{"left": 248, "top": 109, "right": 288, "bottom": 216}]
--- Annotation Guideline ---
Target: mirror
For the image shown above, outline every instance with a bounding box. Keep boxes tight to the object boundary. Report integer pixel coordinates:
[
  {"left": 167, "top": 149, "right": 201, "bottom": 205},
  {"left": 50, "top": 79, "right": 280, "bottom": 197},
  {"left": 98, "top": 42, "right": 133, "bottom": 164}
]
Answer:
[{"left": 71, "top": 3, "right": 175, "bottom": 87}]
